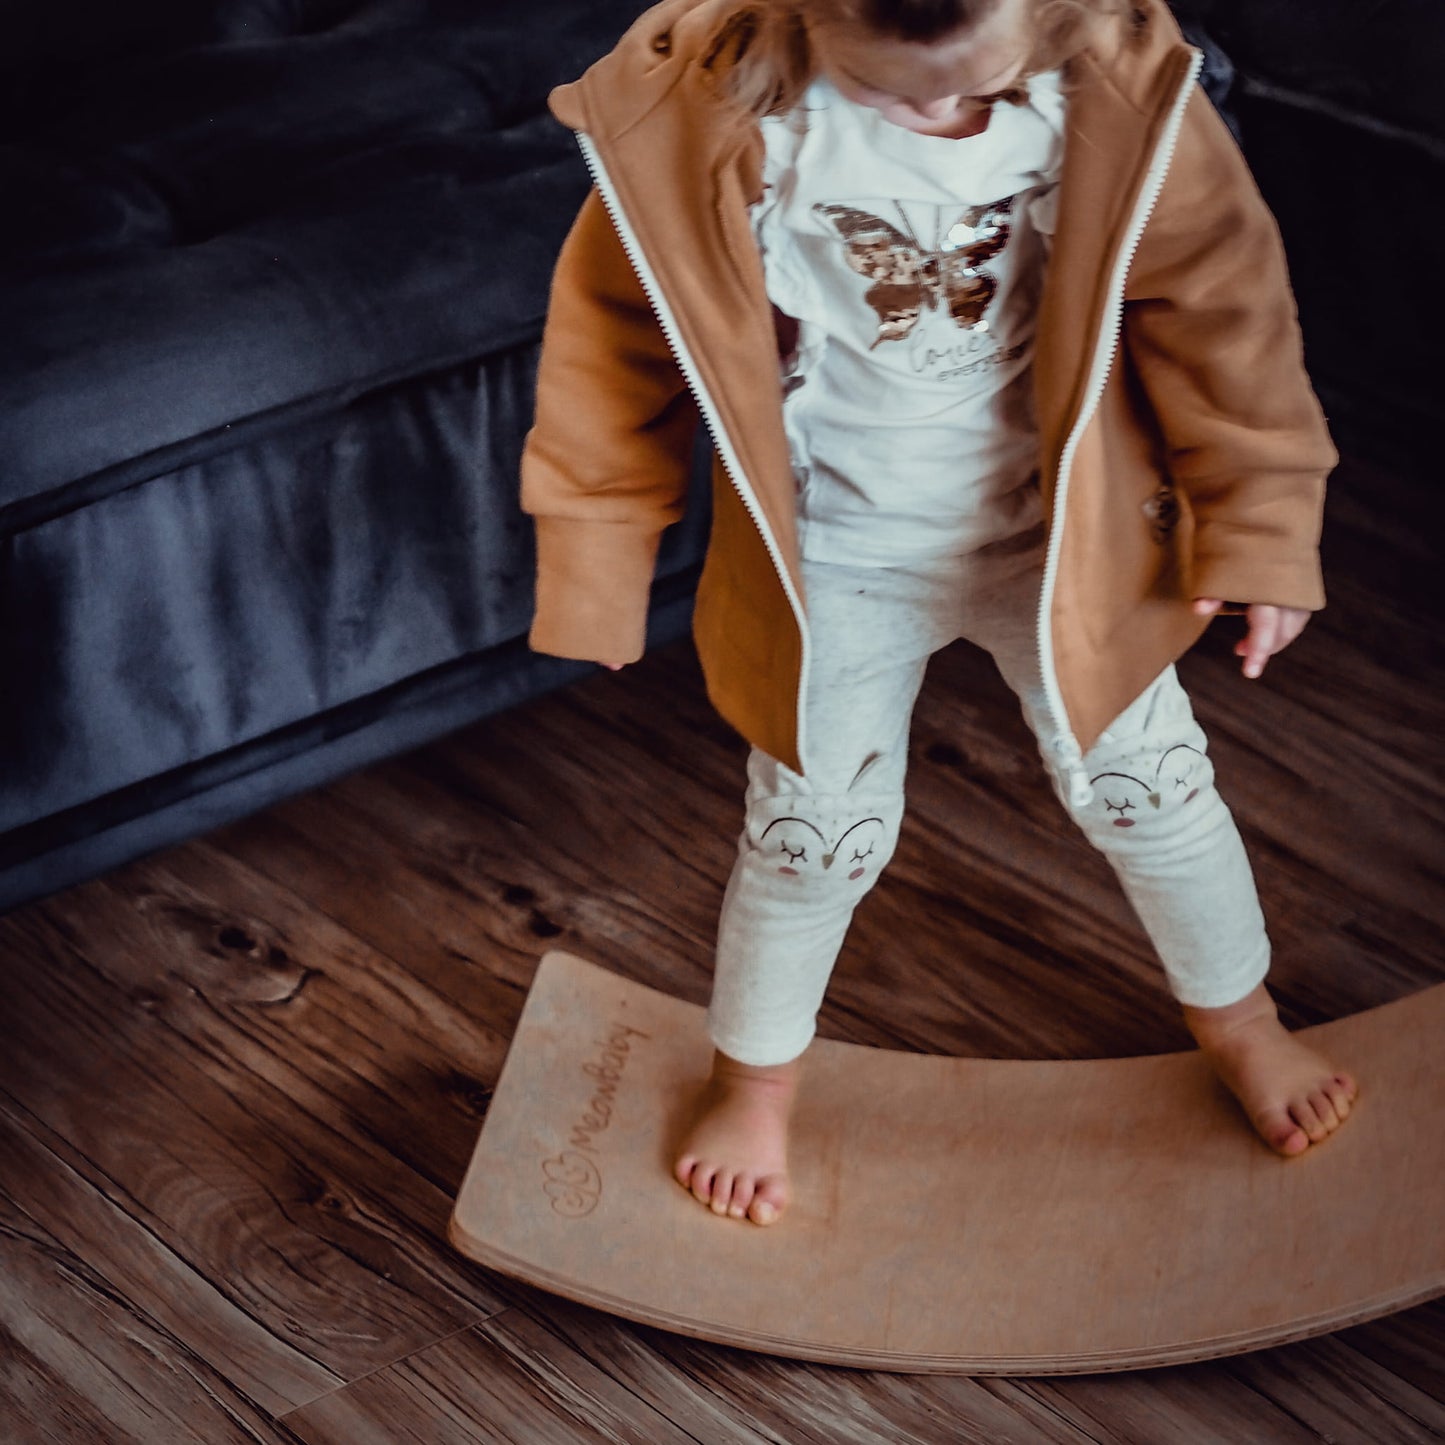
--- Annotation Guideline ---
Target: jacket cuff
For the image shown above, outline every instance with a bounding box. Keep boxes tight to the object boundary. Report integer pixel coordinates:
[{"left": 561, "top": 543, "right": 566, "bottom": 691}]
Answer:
[
  {"left": 1189, "top": 531, "right": 1326, "bottom": 612},
  {"left": 528, "top": 516, "right": 663, "bottom": 662}
]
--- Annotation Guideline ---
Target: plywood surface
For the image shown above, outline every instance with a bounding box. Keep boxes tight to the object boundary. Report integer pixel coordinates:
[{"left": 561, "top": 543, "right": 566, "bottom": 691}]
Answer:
[{"left": 451, "top": 951, "right": 1445, "bottom": 1375}]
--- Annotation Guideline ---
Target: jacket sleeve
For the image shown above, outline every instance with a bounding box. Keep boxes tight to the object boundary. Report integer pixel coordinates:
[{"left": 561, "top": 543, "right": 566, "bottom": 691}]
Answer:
[
  {"left": 521, "top": 186, "right": 700, "bottom": 663},
  {"left": 1122, "top": 84, "right": 1337, "bottom": 610}
]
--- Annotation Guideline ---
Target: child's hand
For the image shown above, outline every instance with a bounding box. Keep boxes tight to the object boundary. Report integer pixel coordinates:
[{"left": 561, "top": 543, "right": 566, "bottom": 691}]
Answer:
[{"left": 1192, "top": 599, "right": 1311, "bottom": 679}]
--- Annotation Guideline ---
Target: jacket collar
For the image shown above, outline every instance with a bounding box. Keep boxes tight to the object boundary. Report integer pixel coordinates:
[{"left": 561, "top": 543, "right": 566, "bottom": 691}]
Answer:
[{"left": 549, "top": 0, "right": 748, "bottom": 144}]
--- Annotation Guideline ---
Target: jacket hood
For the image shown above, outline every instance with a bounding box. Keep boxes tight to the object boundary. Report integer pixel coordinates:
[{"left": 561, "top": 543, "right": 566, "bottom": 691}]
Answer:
[{"left": 549, "top": 0, "right": 743, "bottom": 138}]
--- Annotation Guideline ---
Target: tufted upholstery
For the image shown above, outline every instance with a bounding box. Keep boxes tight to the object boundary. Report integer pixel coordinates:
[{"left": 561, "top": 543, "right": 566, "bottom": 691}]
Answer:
[{"left": 0, "top": 0, "right": 649, "bottom": 510}]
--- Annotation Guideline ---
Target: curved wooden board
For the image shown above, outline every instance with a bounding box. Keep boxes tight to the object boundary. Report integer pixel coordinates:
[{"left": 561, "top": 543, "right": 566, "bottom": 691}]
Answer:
[{"left": 449, "top": 951, "right": 1444, "bottom": 1374}]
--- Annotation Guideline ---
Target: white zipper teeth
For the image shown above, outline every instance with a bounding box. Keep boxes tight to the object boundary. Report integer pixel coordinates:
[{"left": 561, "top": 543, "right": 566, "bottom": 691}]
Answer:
[
  {"left": 1035, "top": 49, "right": 1204, "bottom": 786},
  {"left": 573, "top": 130, "right": 812, "bottom": 773}
]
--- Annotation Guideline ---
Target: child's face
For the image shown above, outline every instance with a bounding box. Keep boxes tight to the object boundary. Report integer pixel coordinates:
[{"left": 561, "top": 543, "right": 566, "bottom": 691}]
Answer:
[{"left": 807, "top": 0, "right": 1034, "bottom": 135}]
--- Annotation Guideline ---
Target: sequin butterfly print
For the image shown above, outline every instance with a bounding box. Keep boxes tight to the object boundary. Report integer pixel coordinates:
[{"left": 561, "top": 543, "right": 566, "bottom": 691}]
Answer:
[
  {"left": 813, "top": 197, "right": 1015, "bottom": 348},
  {"left": 759, "top": 815, "right": 886, "bottom": 880}
]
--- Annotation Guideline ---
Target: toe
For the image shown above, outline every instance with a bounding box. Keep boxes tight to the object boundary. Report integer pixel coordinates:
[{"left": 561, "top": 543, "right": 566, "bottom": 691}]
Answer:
[
  {"left": 1290, "top": 1096, "right": 1329, "bottom": 1143},
  {"left": 1308, "top": 1088, "right": 1340, "bottom": 1131},
  {"left": 673, "top": 1155, "right": 697, "bottom": 1190},
  {"left": 1259, "top": 1106, "right": 1309, "bottom": 1156},
  {"left": 690, "top": 1164, "right": 717, "bottom": 1205},
  {"left": 1325, "top": 1078, "right": 1354, "bottom": 1120},
  {"left": 710, "top": 1170, "right": 736, "bottom": 1213},
  {"left": 750, "top": 1178, "right": 787, "bottom": 1227},
  {"left": 728, "top": 1173, "right": 756, "bottom": 1219},
  {"left": 1335, "top": 1071, "right": 1360, "bottom": 1102}
]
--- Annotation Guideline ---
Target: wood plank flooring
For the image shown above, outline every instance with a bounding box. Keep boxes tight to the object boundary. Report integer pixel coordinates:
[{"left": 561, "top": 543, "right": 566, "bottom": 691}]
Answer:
[{"left": 1, "top": 447, "right": 1441, "bottom": 1444}]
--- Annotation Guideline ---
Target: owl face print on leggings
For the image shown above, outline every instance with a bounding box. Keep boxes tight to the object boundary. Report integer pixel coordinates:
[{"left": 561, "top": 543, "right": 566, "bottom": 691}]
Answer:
[
  {"left": 759, "top": 811, "right": 888, "bottom": 881},
  {"left": 1156, "top": 743, "right": 1206, "bottom": 806},
  {"left": 1090, "top": 745, "right": 1209, "bottom": 827}
]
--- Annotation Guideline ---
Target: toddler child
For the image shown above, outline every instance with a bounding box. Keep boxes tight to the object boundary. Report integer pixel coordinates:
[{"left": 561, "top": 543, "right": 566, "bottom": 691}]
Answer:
[{"left": 521, "top": 0, "right": 1359, "bottom": 1227}]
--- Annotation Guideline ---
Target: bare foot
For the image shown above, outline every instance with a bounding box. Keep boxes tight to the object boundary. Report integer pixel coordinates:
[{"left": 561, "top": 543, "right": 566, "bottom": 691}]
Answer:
[
  {"left": 1182, "top": 984, "right": 1360, "bottom": 1157},
  {"left": 672, "top": 1049, "right": 801, "bottom": 1226}
]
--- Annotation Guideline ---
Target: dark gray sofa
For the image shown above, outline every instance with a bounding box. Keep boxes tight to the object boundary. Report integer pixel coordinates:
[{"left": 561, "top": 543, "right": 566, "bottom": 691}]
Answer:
[{"left": 0, "top": 0, "right": 710, "bottom": 911}]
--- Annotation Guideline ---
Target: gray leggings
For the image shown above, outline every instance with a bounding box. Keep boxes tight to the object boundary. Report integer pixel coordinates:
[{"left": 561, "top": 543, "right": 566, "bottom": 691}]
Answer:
[{"left": 707, "top": 527, "right": 1270, "bottom": 1066}]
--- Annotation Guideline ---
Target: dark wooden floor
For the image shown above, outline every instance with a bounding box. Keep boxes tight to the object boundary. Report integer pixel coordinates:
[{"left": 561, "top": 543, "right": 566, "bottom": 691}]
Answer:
[{"left": 2, "top": 448, "right": 1442, "bottom": 1444}]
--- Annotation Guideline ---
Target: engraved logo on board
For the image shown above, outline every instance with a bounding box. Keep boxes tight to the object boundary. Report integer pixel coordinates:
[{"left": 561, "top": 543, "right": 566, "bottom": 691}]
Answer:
[{"left": 541, "top": 1018, "right": 650, "bottom": 1218}]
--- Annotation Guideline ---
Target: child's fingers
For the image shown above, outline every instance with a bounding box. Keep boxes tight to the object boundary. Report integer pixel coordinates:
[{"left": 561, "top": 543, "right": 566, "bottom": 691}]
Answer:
[
  {"left": 1199, "top": 601, "right": 1312, "bottom": 679},
  {"left": 1278, "top": 608, "right": 1312, "bottom": 649},
  {"left": 1196, "top": 604, "right": 1312, "bottom": 682},
  {"left": 1238, "top": 605, "right": 1313, "bottom": 678},
  {"left": 1237, "top": 607, "right": 1285, "bottom": 679}
]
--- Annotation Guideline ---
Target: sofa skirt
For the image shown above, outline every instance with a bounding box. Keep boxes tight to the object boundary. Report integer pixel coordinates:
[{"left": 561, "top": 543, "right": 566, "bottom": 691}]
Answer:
[{"left": 0, "top": 345, "right": 712, "bottom": 911}]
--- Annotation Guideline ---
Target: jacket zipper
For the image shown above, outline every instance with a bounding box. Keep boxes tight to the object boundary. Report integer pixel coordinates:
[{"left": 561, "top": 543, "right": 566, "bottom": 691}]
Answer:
[
  {"left": 572, "top": 130, "right": 813, "bottom": 775},
  {"left": 1036, "top": 48, "right": 1204, "bottom": 808}
]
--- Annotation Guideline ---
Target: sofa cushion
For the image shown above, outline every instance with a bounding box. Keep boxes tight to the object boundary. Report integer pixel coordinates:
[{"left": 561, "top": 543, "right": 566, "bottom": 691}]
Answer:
[
  {"left": 1, "top": 118, "right": 587, "bottom": 515},
  {"left": 0, "top": 0, "right": 651, "bottom": 515}
]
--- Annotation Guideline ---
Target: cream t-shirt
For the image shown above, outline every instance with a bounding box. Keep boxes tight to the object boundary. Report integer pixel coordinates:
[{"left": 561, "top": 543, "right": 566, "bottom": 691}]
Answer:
[{"left": 752, "top": 71, "right": 1066, "bottom": 564}]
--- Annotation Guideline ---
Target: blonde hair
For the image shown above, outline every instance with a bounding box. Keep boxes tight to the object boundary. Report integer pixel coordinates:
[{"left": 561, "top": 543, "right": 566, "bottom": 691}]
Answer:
[{"left": 706, "top": 0, "right": 1131, "bottom": 117}]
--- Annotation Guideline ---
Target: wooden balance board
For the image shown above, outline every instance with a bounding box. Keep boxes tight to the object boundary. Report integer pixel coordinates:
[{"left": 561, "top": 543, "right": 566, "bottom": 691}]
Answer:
[{"left": 449, "top": 951, "right": 1444, "bottom": 1374}]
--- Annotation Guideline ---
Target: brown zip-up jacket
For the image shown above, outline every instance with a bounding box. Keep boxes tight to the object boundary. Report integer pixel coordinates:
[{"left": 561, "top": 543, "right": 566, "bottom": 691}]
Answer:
[{"left": 520, "top": 0, "right": 1336, "bottom": 777}]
